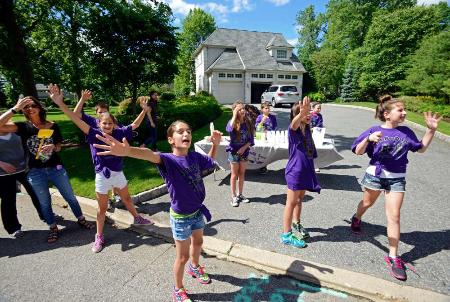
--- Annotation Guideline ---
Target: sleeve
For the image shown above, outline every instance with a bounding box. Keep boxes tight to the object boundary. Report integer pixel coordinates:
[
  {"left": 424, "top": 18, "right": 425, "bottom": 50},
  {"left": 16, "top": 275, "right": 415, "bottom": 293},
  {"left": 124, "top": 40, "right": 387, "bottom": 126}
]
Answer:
[
  {"left": 195, "top": 152, "right": 217, "bottom": 171},
  {"left": 406, "top": 128, "right": 423, "bottom": 152},
  {"left": 87, "top": 127, "right": 101, "bottom": 144},
  {"left": 14, "top": 122, "right": 28, "bottom": 138},
  {"left": 271, "top": 115, "right": 278, "bottom": 130},
  {"left": 351, "top": 128, "right": 373, "bottom": 154},
  {"left": 122, "top": 125, "right": 134, "bottom": 142},
  {"left": 225, "top": 121, "right": 233, "bottom": 133},
  {"left": 156, "top": 153, "right": 170, "bottom": 179},
  {"left": 317, "top": 115, "right": 323, "bottom": 128},
  {"left": 255, "top": 115, "right": 262, "bottom": 128},
  {"left": 52, "top": 123, "right": 63, "bottom": 144},
  {"left": 81, "top": 112, "right": 98, "bottom": 128}
]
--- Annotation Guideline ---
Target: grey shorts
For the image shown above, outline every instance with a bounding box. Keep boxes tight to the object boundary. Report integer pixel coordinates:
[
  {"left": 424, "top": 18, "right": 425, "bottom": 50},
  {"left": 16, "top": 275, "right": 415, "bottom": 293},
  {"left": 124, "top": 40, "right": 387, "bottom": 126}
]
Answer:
[{"left": 360, "top": 173, "right": 406, "bottom": 193}]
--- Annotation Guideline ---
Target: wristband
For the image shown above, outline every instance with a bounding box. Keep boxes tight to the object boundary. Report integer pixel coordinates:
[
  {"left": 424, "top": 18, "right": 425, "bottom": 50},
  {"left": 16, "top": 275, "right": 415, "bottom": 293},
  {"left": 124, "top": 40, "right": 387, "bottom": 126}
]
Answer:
[
  {"left": 10, "top": 108, "right": 17, "bottom": 114},
  {"left": 366, "top": 135, "right": 371, "bottom": 142}
]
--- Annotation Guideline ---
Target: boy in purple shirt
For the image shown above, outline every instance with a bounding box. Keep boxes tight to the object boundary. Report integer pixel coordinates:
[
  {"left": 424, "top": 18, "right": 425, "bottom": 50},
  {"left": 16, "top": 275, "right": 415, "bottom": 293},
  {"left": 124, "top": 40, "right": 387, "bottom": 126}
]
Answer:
[
  {"left": 93, "top": 120, "right": 222, "bottom": 302},
  {"left": 351, "top": 95, "right": 441, "bottom": 281},
  {"left": 49, "top": 84, "right": 152, "bottom": 253},
  {"left": 310, "top": 102, "right": 323, "bottom": 128},
  {"left": 282, "top": 97, "right": 321, "bottom": 248},
  {"left": 226, "top": 101, "right": 255, "bottom": 207},
  {"left": 255, "top": 101, "right": 278, "bottom": 131}
]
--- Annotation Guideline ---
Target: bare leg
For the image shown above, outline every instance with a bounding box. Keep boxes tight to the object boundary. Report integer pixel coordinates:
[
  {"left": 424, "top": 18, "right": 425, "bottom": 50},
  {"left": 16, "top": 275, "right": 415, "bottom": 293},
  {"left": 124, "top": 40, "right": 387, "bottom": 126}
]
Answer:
[
  {"left": 95, "top": 193, "right": 109, "bottom": 235},
  {"left": 355, "top": 188, "right": 382, "bottom": 219},
  {"left": 237, "top": 161, "right": 247, "bottom": 195},
  {"left": 293, "top": 191, "right": 305, "bottom": 223},
  {"left": 283, "top": 189, "right": 301, "bottom": 233},
  {"left": 189, "top": 229, "right": 204, "bottom": 267},
  {"left": 230, "top": 162, "right": 239, "bottom": 197},
  {"left": 385, "top": 191, "right": 404, "bottom": 257},
  {"left": 116, "top": 186, "right": 138, "bottom": 217},
  {"left": 173, "top": 238, "right": 190, "bottom": 289}
]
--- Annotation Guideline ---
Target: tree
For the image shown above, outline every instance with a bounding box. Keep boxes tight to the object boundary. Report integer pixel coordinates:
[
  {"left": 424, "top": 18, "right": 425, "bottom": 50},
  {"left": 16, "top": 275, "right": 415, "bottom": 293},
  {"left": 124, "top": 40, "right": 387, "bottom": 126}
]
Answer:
[
  {"left": 295, "top": 5, "right": 324, "bottom": 92},
  {"left": 174, "top": 8, "right": 216, "bottom": 96},
  {"left": 87, "top": 0, "right": 178, "bottom": 103},
  {"left": 311, "top": 48, "right": 345, "bottom": 99},
  {"left": 340, "top": 64, "right": 358, "bottom": 101},
  {"left": 356, "top": 5, "right": 448, "bottom": 99},
  {"left": 400, "top": 30, "right": 450, "bottom": 101}
]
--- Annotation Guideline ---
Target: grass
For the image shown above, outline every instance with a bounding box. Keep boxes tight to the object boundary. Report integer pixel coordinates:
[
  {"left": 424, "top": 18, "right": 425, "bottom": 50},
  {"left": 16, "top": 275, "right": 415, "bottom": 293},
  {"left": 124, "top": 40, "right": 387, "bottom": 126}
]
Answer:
[
  {"left": 11, "top": 106, "right": 232, "bottom": 199},
  {"left": 334, "top": 102, "right": 450, "bottom": 136}
]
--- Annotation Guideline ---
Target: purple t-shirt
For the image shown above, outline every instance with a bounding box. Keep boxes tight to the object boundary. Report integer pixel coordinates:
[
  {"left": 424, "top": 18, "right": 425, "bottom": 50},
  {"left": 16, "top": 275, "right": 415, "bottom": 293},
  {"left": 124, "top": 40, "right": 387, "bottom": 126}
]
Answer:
[
  {"left": 311, "top": 113, "right": 323, "bottom": 128},
  {"left": 285, "top": 125, "right": 321, "bottom": 193},
  {"left": 87, "top": 126, "right": 133, "bottom": 174},
  {"left": 157, "top": 152, "right": 216, "bottom": 215},
  {"left": 225, "top": 121, "right": 255, "bottom": 157},
  {"left": 352, "top": 125, "right": 422, "bottom": 176},
  {"left": 255, "top": 114, "right": 278, "bottom": 131}
]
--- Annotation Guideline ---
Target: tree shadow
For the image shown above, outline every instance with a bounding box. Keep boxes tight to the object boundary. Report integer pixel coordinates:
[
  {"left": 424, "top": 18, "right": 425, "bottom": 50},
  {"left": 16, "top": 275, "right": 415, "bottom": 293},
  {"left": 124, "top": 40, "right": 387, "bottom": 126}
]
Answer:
[
  {"left": 316, "top": 173, "right": 362, "bottom": 192},
  {"left": 321, "top": 164, "right": 361, "bottom": 170},
  {"left": 204, "top": 218, "right": 250, "bottom": 236},
  {"left": 308, "top": 220, "right": 450, "bottom": 264},
  {"left": 327, "top": 134, "right": 357, "bottom": 152},
  {"left": 249, "top": 193, "right": 315, "bottom": 206},
  {"left": 189, "top": 260, "right": 343, "bottom": 302}
]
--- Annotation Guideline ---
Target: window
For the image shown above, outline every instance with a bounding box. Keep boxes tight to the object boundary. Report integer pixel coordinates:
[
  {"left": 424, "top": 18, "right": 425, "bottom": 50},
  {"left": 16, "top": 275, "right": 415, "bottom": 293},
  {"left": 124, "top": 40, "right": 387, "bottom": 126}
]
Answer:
[
  {"left": 227, "top": 73, "right": 234, "bottom": 78},
  {"left": 278, "top": 74, "right": 284, "bottom": 79},
  {"left": 292, "top": 75, "right": 298, "bottom": 79},
  {"left": 285, "top": 75, "right": 291, "bottom": 79},
  {"left": 269, "top": 86, "right": 278, "bottom": 92},
  {"left": 218, "top": 73, "right": 225, "bottom": 78},
  {"left": 259, "top": 74, "right": 266, "bottom": 78},
  {"left": 280, "top": 86, "right": 297, "bottom": 92},
  {"left": 267, "top": 74, "right": 273, "bottom": 79},
  {"left": 251, "top": 74, "right": 258, "bottom": 78},
  {"left": 277, "top": 49, "right": 287, "bottom": 59},
  {"left": 235, "top": 74, "right": 242, "bottom": 78}
]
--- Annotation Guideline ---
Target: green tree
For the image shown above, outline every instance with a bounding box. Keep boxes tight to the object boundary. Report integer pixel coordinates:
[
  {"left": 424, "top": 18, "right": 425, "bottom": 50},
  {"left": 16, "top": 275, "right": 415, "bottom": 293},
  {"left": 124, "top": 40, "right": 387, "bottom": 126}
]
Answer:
[
  {"left": 340, "top": 64, "right": 358, "bottom": 101},
  {"left": 356, "top": 4, "right": 448, "bottom": 99},
  {"left": 400, "top": 30, "right": 450, "bottom": 101},
  {"left": 295, "top": 5, "right": 324, "bottom": 92},
  {"left": 174, "top": 8, "right": 216, "bottom": 96},
  {"left": 87, "top": 0, "right": 178, "bottom": 103},
  {"left": 311, "top": 48, "right": 345, "bottom": 99}
]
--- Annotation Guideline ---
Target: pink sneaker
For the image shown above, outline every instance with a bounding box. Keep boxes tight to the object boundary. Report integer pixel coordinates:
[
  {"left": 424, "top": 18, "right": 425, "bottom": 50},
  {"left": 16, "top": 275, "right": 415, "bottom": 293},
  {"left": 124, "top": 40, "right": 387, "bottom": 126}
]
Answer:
[
  {"left": 133, "top": 215, "right": 154, "bottom": 225},
  {"left": 92, "top": 234, "right": 104, "bottom": 253},
  {"left": 186, "top": 263, "right": 211, "bottom": 284},
  {"left": 172, "top": 287, "right": 192, "bottom": 302}
]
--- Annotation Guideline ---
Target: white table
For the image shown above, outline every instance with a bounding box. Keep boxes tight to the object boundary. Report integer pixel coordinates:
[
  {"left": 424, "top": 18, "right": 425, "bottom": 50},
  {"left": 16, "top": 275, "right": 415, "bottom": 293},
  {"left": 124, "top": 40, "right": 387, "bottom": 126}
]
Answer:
[{"left": 194, "top": 136, "right": 344, "bottom": 170}]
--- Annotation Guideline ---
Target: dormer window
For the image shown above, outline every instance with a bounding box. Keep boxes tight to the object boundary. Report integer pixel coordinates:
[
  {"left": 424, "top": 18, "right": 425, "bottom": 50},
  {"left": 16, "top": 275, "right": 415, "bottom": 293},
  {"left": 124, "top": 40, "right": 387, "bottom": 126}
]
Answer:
[{"left": 277, "top": 49, "right": 287, "bottom": 59}]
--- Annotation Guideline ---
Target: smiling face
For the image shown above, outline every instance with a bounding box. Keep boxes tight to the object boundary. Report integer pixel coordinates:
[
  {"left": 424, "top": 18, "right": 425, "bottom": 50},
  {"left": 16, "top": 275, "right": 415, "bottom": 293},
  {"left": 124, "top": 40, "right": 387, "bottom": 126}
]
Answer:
[
  {"left": 312, "top": 104, "right": 321, "bottom": 113},
  {"left": 167, "top": 121, "right": 192, "bottom": 151},
  {"left": 385, "top": 102, "right": 406, "bottom": 124},
  {"left": 98, "top": 114, "right": 115, "bottom": 134},
  {"left": 261, "top": 105, "right": 270, "bottom": 116},
  {"left": 23, "top": 97, "right": 46, "bottom": 122}
]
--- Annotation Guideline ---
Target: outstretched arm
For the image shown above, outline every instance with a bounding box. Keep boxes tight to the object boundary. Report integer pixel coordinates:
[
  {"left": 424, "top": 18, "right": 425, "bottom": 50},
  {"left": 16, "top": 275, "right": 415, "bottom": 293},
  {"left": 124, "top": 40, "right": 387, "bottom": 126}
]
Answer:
[
  {"left": 0, "top": 97, "right": 33, "bottom": 132},
  {"left": 73, "top": 89, "right": 92, "bottom": 118},
  {"left": 418, "top": 111, "right": 441, "bottom": 153},
  {"left": 208, "top": 130, "right": 222, "bottom": 159},
  {"left": 48, "top": 84, "right": 90, "bottom": 135},
  {"left": 94, "top": 133, "right": 162, "bottom": 164},
  {"left": 130, "top": 97, "right": 150, "bottom": 130},
  {"left": 290, "top": 96, "right": 310, "bottom": 131}
]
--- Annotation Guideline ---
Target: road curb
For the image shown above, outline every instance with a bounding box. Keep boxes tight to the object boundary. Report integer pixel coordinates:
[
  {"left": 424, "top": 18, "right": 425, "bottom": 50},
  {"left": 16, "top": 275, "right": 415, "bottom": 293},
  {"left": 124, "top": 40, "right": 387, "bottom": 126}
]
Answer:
[
  {"left": 324, "top": 104, "right": 450, "bottom": 144},
  {"left": 49, "top": 189, "right": 449, "bottom": 302}
]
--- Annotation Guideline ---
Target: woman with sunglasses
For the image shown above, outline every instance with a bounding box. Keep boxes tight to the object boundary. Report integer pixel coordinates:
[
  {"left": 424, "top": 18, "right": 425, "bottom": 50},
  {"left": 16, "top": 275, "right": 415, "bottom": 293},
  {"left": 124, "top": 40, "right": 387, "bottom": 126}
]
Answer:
[{"left": 0, "top": 96, "right": 94, "bottom": 243}]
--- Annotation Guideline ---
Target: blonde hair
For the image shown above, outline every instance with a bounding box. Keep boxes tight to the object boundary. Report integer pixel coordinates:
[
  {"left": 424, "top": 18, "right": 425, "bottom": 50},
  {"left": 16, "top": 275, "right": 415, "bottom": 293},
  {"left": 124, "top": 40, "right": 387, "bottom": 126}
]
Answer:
[
  {"left": 375, "top": 95, "right": 404, "bottom": 122},
  {"left": 231, "top": 100, "right": 254, "bottom": 140}
]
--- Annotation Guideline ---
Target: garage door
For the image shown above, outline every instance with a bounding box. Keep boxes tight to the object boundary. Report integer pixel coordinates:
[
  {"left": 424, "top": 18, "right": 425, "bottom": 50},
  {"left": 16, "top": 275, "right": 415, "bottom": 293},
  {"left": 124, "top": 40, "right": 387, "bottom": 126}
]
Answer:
[{"left": 216, "top": 81, "right": 244, "bottom": 104}]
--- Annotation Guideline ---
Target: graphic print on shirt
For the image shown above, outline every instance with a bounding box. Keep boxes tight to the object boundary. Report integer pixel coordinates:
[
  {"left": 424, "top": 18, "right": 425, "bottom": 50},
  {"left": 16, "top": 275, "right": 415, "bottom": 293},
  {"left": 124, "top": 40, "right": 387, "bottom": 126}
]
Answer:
[
  {"left": 26, "top": 135, "right": 54, "bottom": 162},
  {"left": 377, "top": 136, "right": 409, "bottom": 160},
  {"left": 177, "top": 162, "right": 203, "bottom": 193}
]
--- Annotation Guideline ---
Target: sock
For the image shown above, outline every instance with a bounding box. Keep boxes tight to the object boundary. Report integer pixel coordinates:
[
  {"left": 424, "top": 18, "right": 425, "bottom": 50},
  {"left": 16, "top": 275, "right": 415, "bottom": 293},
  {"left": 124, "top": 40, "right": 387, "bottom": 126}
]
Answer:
[{"left": 389, "top": 254, "right": 397, "bottom": 259}]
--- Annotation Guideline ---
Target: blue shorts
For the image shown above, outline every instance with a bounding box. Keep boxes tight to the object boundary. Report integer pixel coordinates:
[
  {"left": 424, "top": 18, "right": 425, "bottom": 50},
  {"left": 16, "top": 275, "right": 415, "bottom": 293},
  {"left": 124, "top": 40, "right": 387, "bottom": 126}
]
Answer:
[
  {"left": 360, "top": 173, "right": 406, "bottom": 193},
  {"left": 227, "top": 152, "right": 248, "bottom": 163},
  {"left": 170, "top": 210, "right": 205, "bottom": 241}
]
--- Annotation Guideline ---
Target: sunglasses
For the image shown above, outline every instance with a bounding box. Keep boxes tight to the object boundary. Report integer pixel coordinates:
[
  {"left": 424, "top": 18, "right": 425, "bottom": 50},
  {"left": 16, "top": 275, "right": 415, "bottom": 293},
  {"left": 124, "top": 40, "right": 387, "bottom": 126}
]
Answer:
[{"left": 24, "top": 104, "right": 39, "bottom": 110}]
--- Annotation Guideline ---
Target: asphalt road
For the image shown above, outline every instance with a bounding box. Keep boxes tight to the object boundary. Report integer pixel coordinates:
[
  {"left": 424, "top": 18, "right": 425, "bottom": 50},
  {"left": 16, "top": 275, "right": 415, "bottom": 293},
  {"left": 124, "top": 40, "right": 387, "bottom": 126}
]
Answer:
[
  {"left": 0, "top": 194, "right": 368, "bottom": 302},
  {"left": 143, "top": 104, "right": 450, "bottom": 295}
]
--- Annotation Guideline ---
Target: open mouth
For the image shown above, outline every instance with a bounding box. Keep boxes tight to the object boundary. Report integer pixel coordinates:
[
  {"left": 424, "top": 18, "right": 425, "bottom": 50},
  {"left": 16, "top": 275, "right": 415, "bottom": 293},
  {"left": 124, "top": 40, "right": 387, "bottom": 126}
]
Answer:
[{"left": 182, "top": 139, "right": 190, "bottom": 144}]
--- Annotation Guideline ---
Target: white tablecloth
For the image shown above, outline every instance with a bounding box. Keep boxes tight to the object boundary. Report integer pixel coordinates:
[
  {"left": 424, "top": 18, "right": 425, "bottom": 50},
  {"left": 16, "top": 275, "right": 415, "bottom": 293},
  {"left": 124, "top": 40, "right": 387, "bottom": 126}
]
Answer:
[{"left": 194, "top": 136, "right": 343, "bottom": 170}]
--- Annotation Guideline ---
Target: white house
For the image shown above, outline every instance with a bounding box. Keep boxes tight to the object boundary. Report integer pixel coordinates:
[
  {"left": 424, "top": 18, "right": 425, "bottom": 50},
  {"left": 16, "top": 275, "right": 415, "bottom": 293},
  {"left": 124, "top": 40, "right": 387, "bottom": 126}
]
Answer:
[{"left": 194, "top": 28, "right": 306, "bottom": 104}]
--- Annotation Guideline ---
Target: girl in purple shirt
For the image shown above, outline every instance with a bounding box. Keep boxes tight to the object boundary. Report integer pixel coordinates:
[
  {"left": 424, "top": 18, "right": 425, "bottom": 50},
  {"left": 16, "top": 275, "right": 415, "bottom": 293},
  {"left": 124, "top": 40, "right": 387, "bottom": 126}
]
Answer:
[
  {"left": 92, "top": 120, "right": 222, "bottom": 302},
  {"left": 226, "top": 101, "right": 255, "bottom": 207},
  {"left": 49, "top": 84, "right": 152, "bottom": 253},
  {"left": 282, "top": 97, "right": 321, "bottom": 248},
  {"left": 351, "top": 95, "right": 441, "bottom": 281}
]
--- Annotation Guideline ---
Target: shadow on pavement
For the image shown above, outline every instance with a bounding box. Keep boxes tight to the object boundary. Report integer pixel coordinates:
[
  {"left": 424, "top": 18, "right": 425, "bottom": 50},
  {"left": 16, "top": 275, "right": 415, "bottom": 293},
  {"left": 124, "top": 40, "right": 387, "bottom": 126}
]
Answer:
[
  {"left": 329, "top": 134, "right": 357, "bottom": 152},
  {"left": 204, "top": 218, "right": 250, "bottom": 236}
]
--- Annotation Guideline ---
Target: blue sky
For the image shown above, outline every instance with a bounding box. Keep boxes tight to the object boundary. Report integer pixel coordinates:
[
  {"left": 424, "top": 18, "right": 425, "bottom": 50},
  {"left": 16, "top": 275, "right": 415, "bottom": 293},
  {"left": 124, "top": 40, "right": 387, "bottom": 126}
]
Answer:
[{"left": 160, "top": 0, "right": 447, "bottom": 46}]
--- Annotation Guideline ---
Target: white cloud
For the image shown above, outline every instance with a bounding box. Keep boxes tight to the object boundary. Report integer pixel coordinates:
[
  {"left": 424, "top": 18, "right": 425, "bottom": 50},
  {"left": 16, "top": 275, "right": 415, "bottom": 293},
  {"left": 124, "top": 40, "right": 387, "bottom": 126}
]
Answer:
[
  {"left": 266, "top": 0, "right": 290, "bottom": 6},
  {"left": 416, "top": 0, "right": 446, "bottom": 5},
  {"left": 162, "top": 0, "right": 197, "bottom": 15},
  {"left": 231, "top": 0, "right": 252, "bottom": 13},
  {"left": 287, "top": 38, "right": 297, "bottom": 46}
]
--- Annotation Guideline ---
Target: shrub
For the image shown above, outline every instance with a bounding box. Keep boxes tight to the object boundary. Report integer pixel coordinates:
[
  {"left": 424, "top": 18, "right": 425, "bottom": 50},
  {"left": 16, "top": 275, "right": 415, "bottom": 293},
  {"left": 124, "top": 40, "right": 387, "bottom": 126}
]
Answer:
[
  {"left": 400, "top": 96, "right": 450, "bottom": 118},
  {"left": 159, "top": 91, "right": 176, "bottom": 102},
  {"left": 306, "top": 91, "right": 326, "bottom": 102}
]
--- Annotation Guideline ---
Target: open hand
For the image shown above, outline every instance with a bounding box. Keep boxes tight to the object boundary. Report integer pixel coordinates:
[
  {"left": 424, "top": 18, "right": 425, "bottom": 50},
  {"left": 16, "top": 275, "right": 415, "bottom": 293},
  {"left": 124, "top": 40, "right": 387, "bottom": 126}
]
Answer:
[
  {"left": 0, "top": 161, "right": 17, "bottom": 174},
  {"left": 93, "top": 133, "right": 130, "bottom": 157},
  {"left": 80, "top": 89, "right": 92, "bottom": 102},
  {"left": 40, "top": 144, "right": 55, "bottom": 153},
  {"left": 423, "top": 112, "right": 442, "bottom": 131},
  {"left": 47, "top": 84, "right": 64, "bottom": 104},
  {"left": 209, "top": 130, "right": 222, "bottom": 145},
  {"left": 298, "top": 96, "right": 311, "bottom": 118},
  {"left": 14, "top": 97, "right": 34, "bottom": 111}
]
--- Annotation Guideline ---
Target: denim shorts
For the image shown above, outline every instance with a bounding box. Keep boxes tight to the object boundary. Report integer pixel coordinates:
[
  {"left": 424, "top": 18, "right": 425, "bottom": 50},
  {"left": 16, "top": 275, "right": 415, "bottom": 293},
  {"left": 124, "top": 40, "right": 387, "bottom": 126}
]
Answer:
[
  {"left": 360, "top": 173, "right": 406, "bottom": 192},
  {"left": 227, "top": 152, "right": 248, "bottom": 163},
  {"left": 170, "top": 210, "right": 205, "bottom": 241}
]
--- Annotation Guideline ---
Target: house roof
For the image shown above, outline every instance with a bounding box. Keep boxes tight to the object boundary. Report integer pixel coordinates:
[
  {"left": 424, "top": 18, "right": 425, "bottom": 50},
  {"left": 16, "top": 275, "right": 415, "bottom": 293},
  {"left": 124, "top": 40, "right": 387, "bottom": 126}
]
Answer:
[{"left": 198, "top": 28, "right": 306, "bottom": 73}]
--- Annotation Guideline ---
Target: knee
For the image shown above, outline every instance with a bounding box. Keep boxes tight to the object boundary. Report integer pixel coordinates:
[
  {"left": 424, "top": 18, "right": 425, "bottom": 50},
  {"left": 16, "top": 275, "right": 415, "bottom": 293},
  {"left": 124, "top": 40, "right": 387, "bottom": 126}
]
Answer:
[
  {"left": 387, "top": 214, "right": 401, "bottom": 224},
  {"left": 177, "top": 253, "right": 189, "bottom": 265},
  {"left": 192, "top": 238, "right": 203, "bottom": 247}
]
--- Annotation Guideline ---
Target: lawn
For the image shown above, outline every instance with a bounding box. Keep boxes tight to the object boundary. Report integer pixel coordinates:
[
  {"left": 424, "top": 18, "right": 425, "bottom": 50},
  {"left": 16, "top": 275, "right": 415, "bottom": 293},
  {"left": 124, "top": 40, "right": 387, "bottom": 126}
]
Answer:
[
  {"left": 12, "top": 106, "right": 233, "bottom": 199},
  {"left": 335, "top": 102, "right": 450, "bottom": 136}
]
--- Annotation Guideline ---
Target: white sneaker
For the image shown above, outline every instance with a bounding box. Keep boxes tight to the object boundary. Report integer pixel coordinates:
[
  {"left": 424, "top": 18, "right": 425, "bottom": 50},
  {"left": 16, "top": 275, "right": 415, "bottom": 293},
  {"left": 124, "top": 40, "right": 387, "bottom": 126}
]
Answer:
[
  {"left": 238, "top": 194, "right": 250, "bottom": 203},
  {"left": 231, "top": 196, "right": 239, "bottom": 207},
  {"left": 11, "top": 230, "right": 24, "bottom": 238}
]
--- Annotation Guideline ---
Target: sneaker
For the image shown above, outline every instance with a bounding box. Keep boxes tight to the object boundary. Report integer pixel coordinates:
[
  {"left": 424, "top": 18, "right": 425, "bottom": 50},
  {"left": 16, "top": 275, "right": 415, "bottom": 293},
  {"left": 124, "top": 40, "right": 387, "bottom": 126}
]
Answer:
[
  {"left": 186, "top": 263, "right": 211, "bottom": 284},
  {"left": 238, "top": 194, "right": 250, "bottom": 203},
  {"left": 113, "top": 194, "right": 122, "bottom": 203},
  {"left": 172, "top": 287, "right": 192, "bottom": 302},
  {"left": 384, "top": 256, "right": 408, "bottom": 281},
  {"left": 281, "top": 231, "right": 306, "bottom": 248},
  {"left": 231, "top": 196, "right": 239, "bottom": 207},
  {"left": 133, "top": 215, "right": 154, "bottom": 225},
  {"left": 92, "top": 234, "right": 104, "bottom": 253},
  {"left": 350, "top": 215, "right": 362, "bottom": 233},
  {"left": 315, "top": 168, "right": 320, "bottom": 173},
  {"left": 11, "top": 229, "right": 24, "bottom": 238},
  {"left": 292, "top": 222, "right": 310, "bottom": 239}
]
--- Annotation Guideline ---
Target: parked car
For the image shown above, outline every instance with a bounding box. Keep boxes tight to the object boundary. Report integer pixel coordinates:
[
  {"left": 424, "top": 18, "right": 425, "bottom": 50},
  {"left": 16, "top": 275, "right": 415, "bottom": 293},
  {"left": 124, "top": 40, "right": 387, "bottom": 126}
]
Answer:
[{"left": 261, "top": 85, "right": 300, "bottom": 107}]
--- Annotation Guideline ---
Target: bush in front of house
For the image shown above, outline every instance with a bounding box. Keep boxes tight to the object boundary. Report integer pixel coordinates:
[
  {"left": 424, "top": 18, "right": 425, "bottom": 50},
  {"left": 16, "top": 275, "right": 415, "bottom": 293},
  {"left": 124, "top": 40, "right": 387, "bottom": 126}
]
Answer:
[{"left": 115, "top": 94, "right": 222, "bottom": 144}]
